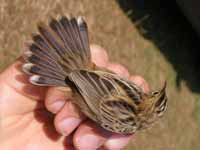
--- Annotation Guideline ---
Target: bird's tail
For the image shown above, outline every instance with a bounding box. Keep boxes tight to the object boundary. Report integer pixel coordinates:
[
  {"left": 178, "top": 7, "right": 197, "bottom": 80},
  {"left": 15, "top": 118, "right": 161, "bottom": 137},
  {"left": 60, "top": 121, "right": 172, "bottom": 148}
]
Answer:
[{"left": 22, "top": 16, "right": 92, "bottom": 86}]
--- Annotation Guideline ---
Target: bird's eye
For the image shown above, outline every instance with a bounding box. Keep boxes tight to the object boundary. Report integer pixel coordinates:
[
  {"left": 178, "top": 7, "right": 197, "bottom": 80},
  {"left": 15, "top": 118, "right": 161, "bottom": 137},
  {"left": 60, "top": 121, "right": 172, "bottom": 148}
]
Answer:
[{"left": 152, "top": 91, "right": 159, "bottom": 95}]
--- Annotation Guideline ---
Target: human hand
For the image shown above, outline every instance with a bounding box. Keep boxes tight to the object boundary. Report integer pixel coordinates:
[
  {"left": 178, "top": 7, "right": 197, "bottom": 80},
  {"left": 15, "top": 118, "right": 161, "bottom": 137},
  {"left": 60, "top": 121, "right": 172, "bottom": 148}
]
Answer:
[{"left": 0, "top": 45, "right": 149, "bottom": 150}]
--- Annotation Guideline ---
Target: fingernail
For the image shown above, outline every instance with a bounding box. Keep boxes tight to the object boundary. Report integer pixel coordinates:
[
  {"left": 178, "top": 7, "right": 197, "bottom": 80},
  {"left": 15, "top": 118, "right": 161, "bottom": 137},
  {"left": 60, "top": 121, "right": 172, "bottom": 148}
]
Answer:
[
  {"left": 50, "top": 101, "right": 65, "bottom": 113},
  {"left": 105, "top": 134, "right": 133, "bottom": 150},
  {"left": 90, "top": 44, "right": 109, "bottom": 67},
  {"left": 58, "top": 118, "right": 81, "bottom": 135},
  {"left": 130, "top": 76, "right": 149, "bottom": 93},
  {"left": 76, "top": 135, "right": 103, "bottom": 150},
  {"left": 107, "top": 63, "right": 130, "bottom": 78}
]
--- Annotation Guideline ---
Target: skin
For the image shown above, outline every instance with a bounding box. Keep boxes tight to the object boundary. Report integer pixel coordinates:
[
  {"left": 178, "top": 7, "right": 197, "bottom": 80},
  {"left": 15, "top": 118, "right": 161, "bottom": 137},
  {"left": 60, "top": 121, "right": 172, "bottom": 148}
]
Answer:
[{"left": 0, "top": 45, "right": 149, "bottom": 150}]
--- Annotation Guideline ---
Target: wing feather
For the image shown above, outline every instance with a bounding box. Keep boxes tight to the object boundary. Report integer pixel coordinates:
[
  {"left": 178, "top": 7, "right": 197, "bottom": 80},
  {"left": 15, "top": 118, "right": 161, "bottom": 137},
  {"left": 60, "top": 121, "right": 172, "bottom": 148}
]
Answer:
[{"left": 67, "top": 70, "right": 141, "bottom": 133}]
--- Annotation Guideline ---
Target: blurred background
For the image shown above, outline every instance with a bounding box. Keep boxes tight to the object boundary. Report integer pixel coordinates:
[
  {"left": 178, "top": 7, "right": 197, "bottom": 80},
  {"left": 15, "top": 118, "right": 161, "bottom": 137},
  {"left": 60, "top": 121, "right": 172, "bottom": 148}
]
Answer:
[{"left": 0, "top": 0, "right": 200, "bottom": 149}]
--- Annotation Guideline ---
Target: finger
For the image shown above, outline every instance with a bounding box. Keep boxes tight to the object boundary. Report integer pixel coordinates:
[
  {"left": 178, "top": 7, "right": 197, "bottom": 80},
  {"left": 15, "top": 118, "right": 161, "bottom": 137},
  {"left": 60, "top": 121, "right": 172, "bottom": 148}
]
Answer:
[
  {"left": 106, "top": 63, "right": 130, "bottom": 78},
  {"left": 73, "top": 120, "right": 110, "bottom": 150},
  {"left": 90, "top": 44, "right": 109, "bottom": 67},
  {"left": 104, "top": 134, "right": 133, "bottom": 150},
  {"left": 130, "top": 75, "right": 150, "bottom": 93},
  {"left": 0, "top": 58, "right": 46, "bottom": 100},
  {"left": 45, "top": 87, "right": 72, "bottom": 114},
  {"left": 54, "top": 100, "right": 86, "bottom": 136}
]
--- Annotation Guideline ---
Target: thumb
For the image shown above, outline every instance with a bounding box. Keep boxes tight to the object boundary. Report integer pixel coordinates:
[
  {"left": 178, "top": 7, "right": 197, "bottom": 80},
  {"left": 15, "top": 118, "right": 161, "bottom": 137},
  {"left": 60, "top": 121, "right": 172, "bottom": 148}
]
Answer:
[{"left": 0, "top": 58, "right": 46, "bottom": 116}]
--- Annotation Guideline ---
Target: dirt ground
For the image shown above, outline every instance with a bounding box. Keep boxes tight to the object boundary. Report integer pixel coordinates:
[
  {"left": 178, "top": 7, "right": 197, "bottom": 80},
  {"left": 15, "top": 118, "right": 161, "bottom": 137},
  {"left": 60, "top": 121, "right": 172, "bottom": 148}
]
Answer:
[{"left": 0, "top": 0, "right": 200, "bottom": 149}]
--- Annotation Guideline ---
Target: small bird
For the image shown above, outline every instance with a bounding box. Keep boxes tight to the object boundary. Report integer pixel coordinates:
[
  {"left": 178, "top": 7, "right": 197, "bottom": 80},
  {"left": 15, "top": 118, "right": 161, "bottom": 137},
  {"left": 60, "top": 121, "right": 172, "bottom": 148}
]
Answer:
[{"left": 22, "top": 16, "right": 167, "bottom": 134}]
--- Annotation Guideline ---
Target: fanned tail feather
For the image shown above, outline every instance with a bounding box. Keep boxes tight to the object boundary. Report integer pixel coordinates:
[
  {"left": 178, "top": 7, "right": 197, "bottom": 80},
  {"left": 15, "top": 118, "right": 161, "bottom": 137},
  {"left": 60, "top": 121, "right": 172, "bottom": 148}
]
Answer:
[{"left": 22, "top": 16, "right": 91, "bottom": 86}]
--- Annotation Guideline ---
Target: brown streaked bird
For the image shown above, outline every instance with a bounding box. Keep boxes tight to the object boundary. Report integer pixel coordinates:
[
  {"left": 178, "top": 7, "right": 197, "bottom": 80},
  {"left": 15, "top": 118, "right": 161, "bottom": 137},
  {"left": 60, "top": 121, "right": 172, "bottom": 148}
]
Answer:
[{"left": 22, "top": 16, "right": 167, "bottom": 134}]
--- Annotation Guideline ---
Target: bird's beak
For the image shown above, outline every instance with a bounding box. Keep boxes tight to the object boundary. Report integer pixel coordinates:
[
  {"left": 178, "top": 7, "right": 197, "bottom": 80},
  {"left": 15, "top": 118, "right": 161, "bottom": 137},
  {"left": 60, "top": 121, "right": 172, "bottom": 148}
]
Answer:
[
  {"left": 160, "top": 81, "right": 167, "bottom": 93},
  {"left": 155, "top": 81, "right": 167, "bottom": 105}
]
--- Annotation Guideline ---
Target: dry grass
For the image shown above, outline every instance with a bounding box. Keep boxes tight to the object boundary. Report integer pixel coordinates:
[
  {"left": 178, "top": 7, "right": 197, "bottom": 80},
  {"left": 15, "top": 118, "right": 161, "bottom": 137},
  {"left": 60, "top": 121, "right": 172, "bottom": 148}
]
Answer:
[{"left": 0, "top": 0, "right": 200, "bottom": 149}]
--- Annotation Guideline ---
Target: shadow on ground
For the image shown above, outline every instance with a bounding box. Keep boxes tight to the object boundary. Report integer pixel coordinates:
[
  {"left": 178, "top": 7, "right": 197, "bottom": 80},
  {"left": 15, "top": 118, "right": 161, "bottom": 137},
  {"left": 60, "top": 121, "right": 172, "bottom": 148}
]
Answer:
[{"left": 117, "top": 0, "right": 200, "bottom": 93}]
